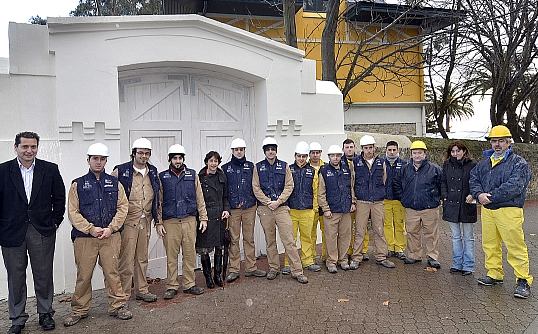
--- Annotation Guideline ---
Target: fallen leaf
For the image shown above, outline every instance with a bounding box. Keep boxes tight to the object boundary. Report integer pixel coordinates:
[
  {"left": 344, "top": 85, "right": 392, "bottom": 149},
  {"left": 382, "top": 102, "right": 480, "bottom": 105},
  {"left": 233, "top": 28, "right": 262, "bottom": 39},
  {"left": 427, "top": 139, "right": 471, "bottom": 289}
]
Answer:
[
  {"left": 337, "top": 299, "right": 349, "bottom": 302},
  {"left": 382, "top": 300, "right": 389, "bottom": 306},
  {"left": 58, "top": 296, "right": 71, "bottom": 303},
  {"left": 424, "top": 267, "right": 438, "bottom": 272}
]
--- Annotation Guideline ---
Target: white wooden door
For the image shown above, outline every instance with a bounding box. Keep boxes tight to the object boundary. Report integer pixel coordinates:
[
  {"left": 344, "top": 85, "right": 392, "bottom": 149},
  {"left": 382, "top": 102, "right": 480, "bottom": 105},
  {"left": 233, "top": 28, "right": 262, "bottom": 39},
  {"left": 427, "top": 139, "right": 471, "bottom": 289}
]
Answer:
[{"left": 119, "top": 70, "right": 254, "bottom": 278}]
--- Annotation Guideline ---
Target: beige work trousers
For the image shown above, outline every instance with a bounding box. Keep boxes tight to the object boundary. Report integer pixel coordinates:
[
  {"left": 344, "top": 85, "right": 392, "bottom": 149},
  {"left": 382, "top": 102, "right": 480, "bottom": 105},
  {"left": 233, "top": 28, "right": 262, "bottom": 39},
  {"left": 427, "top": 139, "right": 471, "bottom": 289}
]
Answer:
[
  {"left": 228, "top": 206, "right": 260, "bottom": 274},
  {"left": 352, "top": 201, "right": 388, "bottom": 262},
  {"left": 405, "top": 207, "right": 440, "bottom": 260},
  {"left": 257, "top": 205, "right": 303, "bottom": 276},
  {"left": 324, "top": 212, "right": 352, "bottom": 267},
  {"left": 71, "top": 233, "right": 127, "bottom": 315},
  {"left": 162, "top": 219, "right": 197, "bottom": 291},
  {"left": 118, "top": 218, "right": 151, "bottom": 299}
]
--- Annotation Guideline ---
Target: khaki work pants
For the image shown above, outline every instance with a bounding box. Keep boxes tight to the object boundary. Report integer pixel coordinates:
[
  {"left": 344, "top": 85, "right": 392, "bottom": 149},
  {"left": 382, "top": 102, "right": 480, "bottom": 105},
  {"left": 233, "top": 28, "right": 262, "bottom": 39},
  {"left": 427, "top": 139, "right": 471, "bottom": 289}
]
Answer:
[
  {"left": 324, "top": 212, "right": 352, "bottom": 267},
  {"left": 228, "top": 206, "right": 260, "bottom": 274},
  {"left": 405, "top": 207, "right": 440, "bottom": 261},
  {"left": 71, "top": 233, "right": 127, "bottom": 315},
  {"left": 257, "top": 206, "right": 303, "bottom": 276},
  {"left": 352, "top": 201, "right": 388, "bottom": 262},
  {"left": 162, "top": 219, "right": 197, "bottom": 291},
  {"left": 118, "top": 218, "right": 151, "bottom": 299}
]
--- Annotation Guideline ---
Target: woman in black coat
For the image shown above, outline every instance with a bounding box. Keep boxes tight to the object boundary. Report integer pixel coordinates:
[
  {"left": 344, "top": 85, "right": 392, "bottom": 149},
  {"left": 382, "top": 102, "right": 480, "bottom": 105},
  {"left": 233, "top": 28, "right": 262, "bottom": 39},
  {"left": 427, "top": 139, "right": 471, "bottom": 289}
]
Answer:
[
  {"left": 441, "top": 141, "right": 477, "bottom": 276},
  {"left": 196, "top": 151, "right": 231, "bottom": 288}
]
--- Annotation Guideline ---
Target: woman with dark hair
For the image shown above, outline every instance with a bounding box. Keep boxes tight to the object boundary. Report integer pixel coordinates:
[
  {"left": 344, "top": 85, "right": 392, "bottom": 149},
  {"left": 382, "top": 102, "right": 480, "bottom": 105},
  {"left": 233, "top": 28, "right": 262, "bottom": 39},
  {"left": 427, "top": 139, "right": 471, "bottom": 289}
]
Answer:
[
  {"left": 196, "top": 151, "right": 231, "bottom": 288},
  {"left": 441, "top": 141, "right": 477, "bottom": 276}
]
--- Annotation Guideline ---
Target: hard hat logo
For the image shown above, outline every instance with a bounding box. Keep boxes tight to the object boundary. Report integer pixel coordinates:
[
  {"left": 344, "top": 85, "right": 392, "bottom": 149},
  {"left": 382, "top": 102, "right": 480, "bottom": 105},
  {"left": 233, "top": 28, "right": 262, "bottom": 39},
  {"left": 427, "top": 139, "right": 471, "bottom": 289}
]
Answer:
[{"left": 87, "top": 143, "right": 109, "bottom": 156}]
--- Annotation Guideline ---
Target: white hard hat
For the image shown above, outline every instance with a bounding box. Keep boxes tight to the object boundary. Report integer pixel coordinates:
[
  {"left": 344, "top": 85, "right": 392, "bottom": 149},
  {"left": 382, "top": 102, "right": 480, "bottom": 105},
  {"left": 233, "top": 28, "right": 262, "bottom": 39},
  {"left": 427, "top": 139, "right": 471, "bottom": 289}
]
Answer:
[
  {"left": 230, "top": 138, "right": 247, "bottom": 149},
  {"left": 309, "top": 142, "right": 322, "bottom": 152},
  {"left": 359, "top": 135, "right": 376, "bottom": 146},
  {"left": 132, "top": 138, "right": 152, "bottom": 150},
  {"left": 262, "top": 137, "right": 278, "bottom": 147},
  {"left": 327, "top": 145, "right": 343, "bottom": 155},
  {"left": 168, "top": 144, "right": 186, "bottom": 155},
  {"left": 294, "top": 141, "right": 310, "bottom": 154},
  {"left": 87, "top": 143, "right": 109, "bottom": 157}
]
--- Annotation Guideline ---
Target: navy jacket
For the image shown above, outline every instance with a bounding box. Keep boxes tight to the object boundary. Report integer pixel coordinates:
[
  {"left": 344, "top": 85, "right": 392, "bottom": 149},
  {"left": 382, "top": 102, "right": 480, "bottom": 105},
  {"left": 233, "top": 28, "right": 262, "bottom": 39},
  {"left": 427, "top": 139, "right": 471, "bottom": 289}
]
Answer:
[
  {"left": 222, "top": 157, "right": 257, "bottom": 210},
  {"left": 353, "top": 154, "right": 385, "bottom": 202},
  {"left": 114, "top": 161, "right": 160, "bottom": 222},
  {"left": 393, "top": 157, "right": 442, "bottom": 211},
  {"left": 288, "top": 162, "right": 315, "bottom": 210},
  {"left": 159, "top": 166, "right": 198, "bottom": 220},
  {"left": 319, "top": 160, "right": 353, "bottom": 213},
  {"left": 255, "top": 159, "right": 289, "bottom": 206},
  {"left": 0, "top": 158, "right": 65, "bottom": 247},
  {"left": 384, "top": 157, "right": 406, "bottom": 200},
  {"left": 469, "top": 147, "right": 531, "bottom": 210}
]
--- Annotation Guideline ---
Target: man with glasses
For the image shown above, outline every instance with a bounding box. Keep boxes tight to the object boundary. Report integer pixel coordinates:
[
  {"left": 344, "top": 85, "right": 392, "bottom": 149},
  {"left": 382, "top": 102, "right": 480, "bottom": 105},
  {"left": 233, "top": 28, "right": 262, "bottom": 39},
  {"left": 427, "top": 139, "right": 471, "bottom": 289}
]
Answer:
[
  {"left": 112, "top": 138, "right": 160, "bottom": 303},
  {"left": 470, "top": 125, "right": 533, "bottom": 299}
]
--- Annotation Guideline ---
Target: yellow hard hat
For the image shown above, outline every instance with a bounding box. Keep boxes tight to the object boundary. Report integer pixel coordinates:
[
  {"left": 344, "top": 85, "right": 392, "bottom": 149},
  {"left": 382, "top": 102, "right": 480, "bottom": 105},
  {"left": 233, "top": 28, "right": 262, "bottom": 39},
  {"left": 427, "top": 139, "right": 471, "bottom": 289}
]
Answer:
[
  {"left": 486, "top": 125, "right": 512, "bottom": 139},
  {"left": 409, "top": 140, "right": 427, "bottom": 150}
]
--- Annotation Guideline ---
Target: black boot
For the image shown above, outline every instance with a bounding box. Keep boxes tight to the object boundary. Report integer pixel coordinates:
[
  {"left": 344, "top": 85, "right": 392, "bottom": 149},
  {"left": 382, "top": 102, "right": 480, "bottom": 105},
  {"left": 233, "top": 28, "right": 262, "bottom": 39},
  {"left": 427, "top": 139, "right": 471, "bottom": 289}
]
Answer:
[
  {"left": 213, "top": 249, "right": 223, "bottom": 287},
  {"left": 201, "top": 254, "right": 215, "bottom": 289}
]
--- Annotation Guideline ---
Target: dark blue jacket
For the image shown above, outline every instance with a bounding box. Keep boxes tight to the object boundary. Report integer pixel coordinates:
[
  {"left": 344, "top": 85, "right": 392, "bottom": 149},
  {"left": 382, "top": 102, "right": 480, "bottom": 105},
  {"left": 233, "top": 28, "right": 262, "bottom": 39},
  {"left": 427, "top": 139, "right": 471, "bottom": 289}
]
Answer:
[
  {"left": 222, "top": 157, "right": 257, "bottom": 210},
  {"left": 288, "top": 162, "right": 315, "bottom": 210},
  {"left": 393, "top": 157, "right": 442, "bottom": 210},
  {"left": 159, "top": 166, "right": 198, "bottom": 220},
  {"left": 469, "top": 147, "right": 531, "bottom": 210},
  {"left": 319, "top": 160, "right": 353, "bottom": 213},
  {"left": 353, "top": 154, "right": 385, "bottom": 202},
  {"left": 384, "top": 157, "right": 406, "bottom": 200},
  {"left": 71, "top": 171, "right": 119, "bottom": 240},
  {"left": 255, "top": 159, "right": 289, "bottom": 206},
  {"left": 114, "top": 161, "right": 160, "bottom": 222}
]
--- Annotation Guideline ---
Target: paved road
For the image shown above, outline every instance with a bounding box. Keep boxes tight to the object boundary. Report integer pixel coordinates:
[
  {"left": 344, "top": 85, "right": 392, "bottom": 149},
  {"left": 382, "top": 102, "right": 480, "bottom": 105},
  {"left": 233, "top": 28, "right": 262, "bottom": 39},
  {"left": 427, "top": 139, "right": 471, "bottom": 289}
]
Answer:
[{"left": 2, "top": 203, "right": 538, "bottom": 333}]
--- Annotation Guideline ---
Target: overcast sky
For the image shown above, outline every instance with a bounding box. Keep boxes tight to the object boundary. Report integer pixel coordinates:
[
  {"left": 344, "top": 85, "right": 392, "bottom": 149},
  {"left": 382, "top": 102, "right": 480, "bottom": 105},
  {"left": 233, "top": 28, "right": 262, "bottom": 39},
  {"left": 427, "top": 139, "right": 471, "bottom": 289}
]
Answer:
[{"left": 0, "top": 0, "right": 78, "bottom": 58}]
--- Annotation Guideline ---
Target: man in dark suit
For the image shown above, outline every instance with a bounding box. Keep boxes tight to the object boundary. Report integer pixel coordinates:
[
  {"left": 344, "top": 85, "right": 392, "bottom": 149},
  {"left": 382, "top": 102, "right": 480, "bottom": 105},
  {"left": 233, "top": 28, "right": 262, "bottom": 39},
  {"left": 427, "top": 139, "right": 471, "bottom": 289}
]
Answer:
[{"left": 0, "top": 132, "right": 66, "bottom": 334}]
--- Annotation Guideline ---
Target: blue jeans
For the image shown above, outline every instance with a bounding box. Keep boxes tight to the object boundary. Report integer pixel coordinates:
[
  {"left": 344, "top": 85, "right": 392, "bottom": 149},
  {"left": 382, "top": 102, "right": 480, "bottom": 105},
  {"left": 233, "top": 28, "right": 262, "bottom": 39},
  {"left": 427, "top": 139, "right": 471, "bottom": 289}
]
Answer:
[{"left": 449, "top": 222, "right": 475, "bottom": 272}]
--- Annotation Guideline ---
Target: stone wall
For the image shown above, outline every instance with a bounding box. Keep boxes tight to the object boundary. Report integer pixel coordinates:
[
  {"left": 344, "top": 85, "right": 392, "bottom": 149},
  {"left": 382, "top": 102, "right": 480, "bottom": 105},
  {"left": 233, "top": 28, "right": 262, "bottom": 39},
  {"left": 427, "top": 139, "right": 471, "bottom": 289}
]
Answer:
[{"left": 344, "top": 123, "right": 416, "bottom": 135}]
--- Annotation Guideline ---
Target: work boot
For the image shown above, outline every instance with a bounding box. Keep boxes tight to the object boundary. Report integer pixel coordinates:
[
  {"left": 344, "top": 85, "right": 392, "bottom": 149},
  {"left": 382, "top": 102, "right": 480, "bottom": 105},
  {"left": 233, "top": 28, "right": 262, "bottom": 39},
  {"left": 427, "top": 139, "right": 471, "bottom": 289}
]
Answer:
[
  {"left": 213, "top": 250, "right": 224, "bottom": 287},
  {"left": 201, "top": 254, "right": 215, "bottom": 289}
]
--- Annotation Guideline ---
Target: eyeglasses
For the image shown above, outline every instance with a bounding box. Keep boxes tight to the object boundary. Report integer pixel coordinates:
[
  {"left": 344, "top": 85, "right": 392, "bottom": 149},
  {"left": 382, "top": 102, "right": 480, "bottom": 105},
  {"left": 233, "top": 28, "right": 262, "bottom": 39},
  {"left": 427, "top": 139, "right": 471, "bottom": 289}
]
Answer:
[{"left": 136, "top": 151, "right": 151, "bottom": 156}]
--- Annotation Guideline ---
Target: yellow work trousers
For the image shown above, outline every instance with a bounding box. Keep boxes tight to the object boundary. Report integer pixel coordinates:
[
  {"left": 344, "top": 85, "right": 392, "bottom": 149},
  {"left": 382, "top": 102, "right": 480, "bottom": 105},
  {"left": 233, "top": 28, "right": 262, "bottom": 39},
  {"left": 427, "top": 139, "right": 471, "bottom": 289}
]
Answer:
[
  {"left": 71, "top": 233, "right": 127, "bottom": 315},
  {"left": 324, "top": 212, "right": 352, "bottom": 267},
  {"left": 311, "top": 211, "right": 326, "bottom": 261},
  {"left": 118, "top": 219, "right": 151, "bottom": 299},
  {"left": 285, "top": 209, "right": 316, "bottom": 267},
  {"left": 384, "top": 199, "right": 407, "bottom": 253},
  {"left": 352, "top": 201, "right": 388, "bottom": 262},
  {"left": 348, "top": 211, "right": 369, "bottom": 256},
  {"left": 162, "top": 219, "right": 197, "bottom": 291},
  {"left": 405, "top": 207, "right": 440, "bottom": 261},
  {"left": 257, "top": 206, "right": 303, "bottom": 276},
  {"left": 481, "top": 207, "right": 533, "bottom": 285},
  {"left": 228, "top": 206, "right": 260, "bottom": 274}
]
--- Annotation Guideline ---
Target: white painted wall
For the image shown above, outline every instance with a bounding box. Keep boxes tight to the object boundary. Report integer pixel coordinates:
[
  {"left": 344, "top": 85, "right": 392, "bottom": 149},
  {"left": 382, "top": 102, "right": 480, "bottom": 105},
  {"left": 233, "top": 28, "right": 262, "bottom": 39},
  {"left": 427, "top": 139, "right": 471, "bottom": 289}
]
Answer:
[{"left": 0, "top": 15, "right": 345, "bottom": 298}]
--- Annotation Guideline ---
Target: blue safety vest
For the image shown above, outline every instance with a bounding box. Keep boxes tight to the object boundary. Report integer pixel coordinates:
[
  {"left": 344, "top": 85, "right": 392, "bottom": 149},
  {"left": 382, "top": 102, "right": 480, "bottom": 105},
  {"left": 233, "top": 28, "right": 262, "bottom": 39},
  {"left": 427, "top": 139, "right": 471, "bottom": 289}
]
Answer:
[
  {"left": 255, "top": 159, "right": 288, "bottom": 206},
  {"left": 159, "top": 167, "right": 198, "bottom": 220},
  {"left": 222, "top": 158, "right": 257, "bottom": 210},
  {"left": 353, "top": 154, "right": 385, "bottom": 202},
  {"left": 319, "top": 160, "right": 352, "bottom": 213},
  {"left": 288, "top": 162, "right": 314, "bottom": 210}
]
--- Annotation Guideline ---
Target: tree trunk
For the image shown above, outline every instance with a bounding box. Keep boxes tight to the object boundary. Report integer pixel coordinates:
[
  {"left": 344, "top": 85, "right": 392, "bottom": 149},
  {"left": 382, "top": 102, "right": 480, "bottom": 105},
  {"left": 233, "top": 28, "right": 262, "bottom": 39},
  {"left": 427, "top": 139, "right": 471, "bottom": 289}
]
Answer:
[
  {"left": 283, "top": 0, "right": 298, "bottom": 48},
  {"left": 321, "top": 0, "right": 339, "bottom": 84}
]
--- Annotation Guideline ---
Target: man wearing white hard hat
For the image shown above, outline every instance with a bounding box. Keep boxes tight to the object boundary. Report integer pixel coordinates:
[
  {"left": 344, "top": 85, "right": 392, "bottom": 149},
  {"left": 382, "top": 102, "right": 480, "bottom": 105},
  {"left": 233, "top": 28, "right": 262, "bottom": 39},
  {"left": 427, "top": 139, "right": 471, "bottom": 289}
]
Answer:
[
  {"left": 222, "top": 138, "right": 266, "bottom": 282},
  {"left": 252, "top": 138, "right": 308, "bottom": 283},
  {"left": 308, "top": 142, "right": 326, "bottom": 265},
  {"left": 65, "top": 143, "right": 131, "bottom": 327},
  {"left": 282, "top": 142, "right": 321, "bottom": 274},
  {"left": 156, "top": 144, "right": 208, "bottom": 299},
  {"left": 111, "top": 138, "right": 160, "bottom": 303},
  {"left": 350, "top": 135, "right": 395, "bottom": 269},
  {"left": 318, "top": 145, "right": 356, "bottom": 273}
]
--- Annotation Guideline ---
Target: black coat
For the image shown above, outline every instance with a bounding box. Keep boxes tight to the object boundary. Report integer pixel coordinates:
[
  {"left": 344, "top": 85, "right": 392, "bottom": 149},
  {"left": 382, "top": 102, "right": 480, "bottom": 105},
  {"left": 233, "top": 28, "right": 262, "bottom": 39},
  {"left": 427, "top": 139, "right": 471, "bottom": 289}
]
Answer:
[
  {"left": 0, "top": 158, "right": 66, "bottom": 247},
  {"left": 196, "top": 167, "right": 230, "bottom": 248},
  {"left": 441, "top": 157, "right": 477, "bottom": 223}
]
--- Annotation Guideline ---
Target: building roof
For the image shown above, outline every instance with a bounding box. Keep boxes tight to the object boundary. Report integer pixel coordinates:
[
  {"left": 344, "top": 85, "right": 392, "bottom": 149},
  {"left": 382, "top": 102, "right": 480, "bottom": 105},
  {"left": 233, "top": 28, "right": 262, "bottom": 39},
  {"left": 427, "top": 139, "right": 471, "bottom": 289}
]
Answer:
[{"left": 162, "top": 0, "right": 302, "bottom": 17}]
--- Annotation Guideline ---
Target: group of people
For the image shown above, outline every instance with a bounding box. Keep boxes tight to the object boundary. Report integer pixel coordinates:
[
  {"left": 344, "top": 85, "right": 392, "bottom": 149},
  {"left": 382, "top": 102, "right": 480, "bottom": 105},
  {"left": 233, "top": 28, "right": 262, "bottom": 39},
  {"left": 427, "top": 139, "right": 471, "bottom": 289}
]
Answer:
[{"left": 0, "top": 125, "right": 533, "bottom": 334}]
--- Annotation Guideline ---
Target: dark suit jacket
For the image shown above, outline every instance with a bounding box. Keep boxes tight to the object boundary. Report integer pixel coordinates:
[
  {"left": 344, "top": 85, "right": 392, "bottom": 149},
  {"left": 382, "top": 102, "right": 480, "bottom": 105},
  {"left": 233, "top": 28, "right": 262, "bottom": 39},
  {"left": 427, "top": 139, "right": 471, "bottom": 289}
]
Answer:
[{"left": 0, "top": 158, "right": 66, "bottom": 247}]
